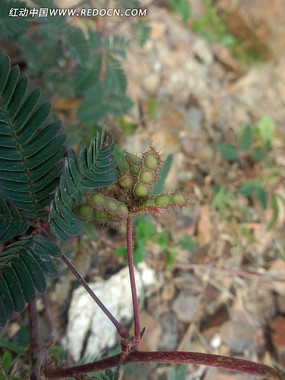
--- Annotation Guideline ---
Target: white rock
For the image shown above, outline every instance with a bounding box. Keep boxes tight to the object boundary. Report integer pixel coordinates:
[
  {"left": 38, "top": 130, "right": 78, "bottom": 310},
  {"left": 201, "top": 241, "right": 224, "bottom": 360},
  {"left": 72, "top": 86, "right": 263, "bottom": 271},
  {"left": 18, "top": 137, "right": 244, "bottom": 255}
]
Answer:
[{"left": 64, "top": 263, "right": 163, "bottom": 361}]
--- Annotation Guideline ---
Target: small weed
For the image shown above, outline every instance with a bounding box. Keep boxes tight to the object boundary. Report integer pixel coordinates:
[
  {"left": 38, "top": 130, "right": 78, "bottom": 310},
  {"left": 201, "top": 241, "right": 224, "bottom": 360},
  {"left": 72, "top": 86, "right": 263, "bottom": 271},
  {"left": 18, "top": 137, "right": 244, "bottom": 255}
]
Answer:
[
  {"left": 169, "top": 0, "right": 191, "bottom": 22},
  {"left": 192, "top": 0, "right": 235, "bottom": 50},
  {"left": 217, "top": 116, "right": 285, "bottom": 230},
  {"left": 147, "top": 98, "right": 158, "bottom": 120}
]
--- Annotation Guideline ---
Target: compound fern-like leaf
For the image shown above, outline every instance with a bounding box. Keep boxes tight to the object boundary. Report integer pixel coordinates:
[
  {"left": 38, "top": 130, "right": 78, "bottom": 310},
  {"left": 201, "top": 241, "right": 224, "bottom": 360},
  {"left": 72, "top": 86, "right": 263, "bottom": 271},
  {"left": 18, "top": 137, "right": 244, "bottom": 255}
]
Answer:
[
  {"left": 0, "top": 235, "right": 61, "bottom": 327},
  {"left": 49, "top": 129, "right": 118, "bottom": 241},
  {"left": 0, "top": 52, "right": 65, "bottom": 219}
]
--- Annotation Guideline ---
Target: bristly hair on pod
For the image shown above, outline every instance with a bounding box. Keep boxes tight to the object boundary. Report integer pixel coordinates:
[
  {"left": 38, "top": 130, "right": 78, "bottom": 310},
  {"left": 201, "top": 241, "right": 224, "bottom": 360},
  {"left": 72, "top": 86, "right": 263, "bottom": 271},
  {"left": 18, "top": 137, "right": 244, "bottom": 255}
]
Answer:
[{"left": 133, "top": 192, "right": 190, "bottom": 216}]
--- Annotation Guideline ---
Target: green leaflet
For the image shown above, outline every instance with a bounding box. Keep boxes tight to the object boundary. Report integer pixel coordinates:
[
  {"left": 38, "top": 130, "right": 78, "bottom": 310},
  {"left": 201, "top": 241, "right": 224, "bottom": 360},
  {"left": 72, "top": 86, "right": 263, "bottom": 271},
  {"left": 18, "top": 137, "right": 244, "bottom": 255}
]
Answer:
[
  {"left": 12, "top": 257, "right": 36, "bottom": 303},
  {"left": 0, "top": 196, "right": 29, "bottom": 243},
  {"left": 49, "top": 129, "right": 118, "bottom": 241},
  {"left": 0, "top": 276, "right": 14, "bottom": 321},
  {"left": 2, "top": 266, "right": 25, "bottom": 313}
]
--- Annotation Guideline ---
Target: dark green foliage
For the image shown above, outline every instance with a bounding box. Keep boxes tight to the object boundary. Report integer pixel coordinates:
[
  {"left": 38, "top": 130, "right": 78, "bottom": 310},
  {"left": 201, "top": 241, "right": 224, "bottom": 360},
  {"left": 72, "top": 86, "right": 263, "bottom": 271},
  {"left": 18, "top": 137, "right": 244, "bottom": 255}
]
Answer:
[
  {"left": 0, "top": 1, "right": 29, "bottom": 37},
  {"left": 104, "top": 36, "right": 129, "bottom": 58},
  {"left": 169, "top": 0, "right": 191, "bottom": 22},
  {"left": 239, "top": 180, "right": 267, "bottom": 210},
  {"left": 75, "top": 31, "right": 133, "bottom": 122},
  {"left": 97, "top": 369, "right": 119, "bottom": 380},
  {"left": 0, "top": 53, "right": 65, "bottom": 218},
  {"left": 218, "top": 142, "right": 238, "bottom": 161},
  {"left": 167, "top": 364, "right": 187, "bottom": 380},
  {"left": 0, "top": 51, "right": 66, "bottom": 326},
  {"left": 49, "top": 130, "right": 118, "bottom": 241},
  {"left": 0, "top": 235, "right": 61, "bottom": 327},
  {"left": 239, "top": 125, "right": 252, "bottom": 151}
]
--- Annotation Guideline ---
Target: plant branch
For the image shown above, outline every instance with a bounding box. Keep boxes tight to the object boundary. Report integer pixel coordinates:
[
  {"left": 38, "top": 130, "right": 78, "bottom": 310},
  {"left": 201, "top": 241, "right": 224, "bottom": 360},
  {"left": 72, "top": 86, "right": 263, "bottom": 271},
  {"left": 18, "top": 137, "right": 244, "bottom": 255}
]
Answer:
[
  {"left": 60, "top": 253, "right": 130, "bottom": 340},
  {"left": 127, "top": 215, "right": 141, "bottom": 348},
  {"left": 44, "top": 350, "right": 282, "bottom": 379},
  {"left": 175, "top": 262, "right": 285, "bottom": 282},
  {"left": 28, "top": 300, "right": 44, "bottom": 380}
]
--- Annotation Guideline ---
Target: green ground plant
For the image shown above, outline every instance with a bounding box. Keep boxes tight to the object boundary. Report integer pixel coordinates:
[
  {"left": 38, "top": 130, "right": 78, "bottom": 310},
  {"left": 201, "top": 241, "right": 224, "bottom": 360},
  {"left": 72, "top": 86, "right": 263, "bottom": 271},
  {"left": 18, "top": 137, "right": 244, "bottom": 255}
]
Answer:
[
  {"left": 192, "top": 0, "right": 235, "bottom": 50},
  {"left": 0, "top": 51, "right": 282, "bottom": 379},
  {"left": 216, "top": 117, "right": 285, "bottom": 231}
]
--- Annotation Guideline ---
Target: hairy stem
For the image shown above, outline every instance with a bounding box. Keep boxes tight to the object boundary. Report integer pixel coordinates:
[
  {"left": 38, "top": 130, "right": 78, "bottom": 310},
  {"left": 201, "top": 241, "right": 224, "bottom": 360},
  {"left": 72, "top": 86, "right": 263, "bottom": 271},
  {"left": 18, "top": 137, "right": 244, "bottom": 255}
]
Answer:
[
  {"left": 44, "top": 350, "right": 282, "bottom": 379},
  {"left": 127, "top": 215, "right": 141, "bottom": 347},
  {"left": 60, "top": 253, "right": 130, "bottom": 340},
  {"left": 28, "top": 300, "right": 43, "bottom": 380}
]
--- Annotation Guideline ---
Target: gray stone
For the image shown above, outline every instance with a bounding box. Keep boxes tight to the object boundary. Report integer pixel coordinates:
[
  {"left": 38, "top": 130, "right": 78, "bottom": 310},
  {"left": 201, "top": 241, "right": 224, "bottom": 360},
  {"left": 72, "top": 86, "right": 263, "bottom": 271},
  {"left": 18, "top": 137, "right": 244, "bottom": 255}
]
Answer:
[
  {"left": 172, "top": 292, "right": 201, "bottom": 323},
  {"left": 185, "top": 107, "right": 203, "bottom": 132},
  {"left": 220, "top": 320, "right": 255, "bottom": 353}
]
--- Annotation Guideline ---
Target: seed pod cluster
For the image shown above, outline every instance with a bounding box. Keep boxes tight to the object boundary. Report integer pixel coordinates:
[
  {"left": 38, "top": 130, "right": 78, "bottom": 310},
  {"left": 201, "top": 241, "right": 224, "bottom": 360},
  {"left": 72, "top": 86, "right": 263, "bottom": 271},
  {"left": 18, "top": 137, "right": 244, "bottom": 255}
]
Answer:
[
  {"left": 73, "top": 146, "right": 189, "bottom": 224},
  {"left": 74, "top": 192, "right": 129, "bottom": 223}
]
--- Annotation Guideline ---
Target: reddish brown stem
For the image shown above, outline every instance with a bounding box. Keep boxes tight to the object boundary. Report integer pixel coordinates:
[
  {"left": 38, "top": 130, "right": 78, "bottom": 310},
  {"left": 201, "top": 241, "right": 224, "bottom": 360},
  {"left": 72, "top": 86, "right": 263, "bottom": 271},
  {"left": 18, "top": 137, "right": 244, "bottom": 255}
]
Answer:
[
  {"left": 44, "top": 350, "right": 282, "bottom": 379},
  {"left": 127, "top": 215, "right": 141, "bottom": 347},
  {"left": 28, "top": 300, "right": 43, "bottom": 380},
  {"left": 60, "top": 253, "right": 130, "bottom": 340}
]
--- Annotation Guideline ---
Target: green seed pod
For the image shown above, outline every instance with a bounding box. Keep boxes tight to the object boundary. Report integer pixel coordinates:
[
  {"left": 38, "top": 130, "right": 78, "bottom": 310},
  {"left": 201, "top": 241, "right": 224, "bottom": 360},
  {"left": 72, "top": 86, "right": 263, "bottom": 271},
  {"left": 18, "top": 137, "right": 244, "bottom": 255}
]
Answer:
[
  {"left": 139, "top": 169, "right": 155, "bottom": 184},
  {"left": 143, "top": 151, "right": 159, "bottom": 170},
  {"left": 130, "top": 164, "right": 140, "bottom": 176},
  {"left": 155, "top": 194, "right": 171, "bottom": 207},
  {"left": 172, "top": 193, "right": 186, "bottom": 206},
  {"left": 74, "top": 204, "right": 95, "bottom": 221},
  {"left": 107, "top": 199, "right": 119, "bottom": 213},
  {"left": 118, "top": 174, "right": 132, "bottom": 189},
  {"left": 119, "top": 203, "right": 129, "bottom": 217},
  {"left": 89, "top": 193, "right": 106, "bottom": 208},
  {"left": 93, "top": 210, "right": 116, "bottom": 222},
  {"left": 141, "top": 198, "right": 156, "bottom": 208},
  {"left": 126, "top": 153, "right": 141, "bottom": 177},
  {"left": 133, "top": 182, "right": 150, "bottom": 198},
  {"left": 126, "top": 153, "right": 141, "bottom": 166}
]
